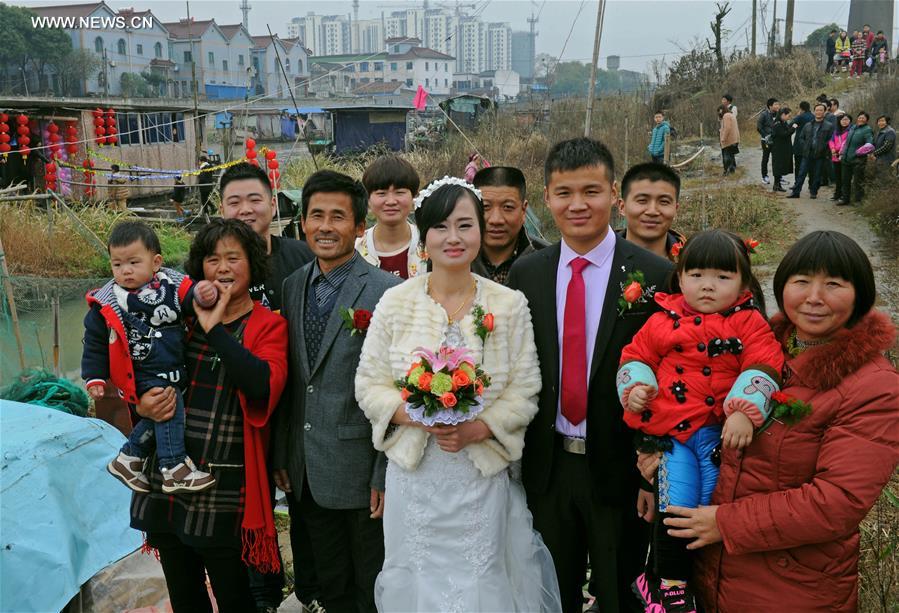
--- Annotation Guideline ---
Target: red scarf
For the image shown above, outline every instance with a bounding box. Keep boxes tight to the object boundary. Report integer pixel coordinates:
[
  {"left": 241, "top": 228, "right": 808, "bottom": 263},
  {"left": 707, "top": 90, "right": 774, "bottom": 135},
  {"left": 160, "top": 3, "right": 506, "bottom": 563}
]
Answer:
[{"left": 239, "top": 413, "right": 279, "bottom": 573}]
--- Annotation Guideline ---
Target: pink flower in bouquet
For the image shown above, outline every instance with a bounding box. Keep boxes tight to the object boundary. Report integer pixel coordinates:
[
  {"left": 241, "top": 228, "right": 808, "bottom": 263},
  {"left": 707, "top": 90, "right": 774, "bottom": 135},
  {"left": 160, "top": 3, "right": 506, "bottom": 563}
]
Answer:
[
  {"left": 440, "top": 392, "right": 458, "bottom": 408},
  {"left": 413, "top": 346, "right": 475, "bottom": 372}
]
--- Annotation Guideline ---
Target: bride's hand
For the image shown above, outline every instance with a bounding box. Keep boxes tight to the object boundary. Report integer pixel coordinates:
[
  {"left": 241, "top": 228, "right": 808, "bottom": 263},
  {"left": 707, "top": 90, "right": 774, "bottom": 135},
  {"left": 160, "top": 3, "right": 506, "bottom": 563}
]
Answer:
[
  {"left": 391, "top": 404, "right": 416, "bottom": 427},
  {"left": 425, "top": 421, "right": 492, "bottom": 453}
]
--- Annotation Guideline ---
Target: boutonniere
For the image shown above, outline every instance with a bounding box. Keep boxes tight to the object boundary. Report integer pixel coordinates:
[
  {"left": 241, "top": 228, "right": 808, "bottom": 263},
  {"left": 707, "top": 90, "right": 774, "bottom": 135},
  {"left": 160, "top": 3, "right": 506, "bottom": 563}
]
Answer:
[
  {"left": 617, "top": 269, "right": 655, "bottom": 317},
  {"left": 339, "top": 307, "right": 372, "bottom": 336},
  {"left": 758, "top": 391, "right": 812, "bottom": 433},
  {"left": 471, "top": 304, "right": 494, "bottom": 342},
  {"left": 669, "top": 241, "right": 684, "bottom": 260}
]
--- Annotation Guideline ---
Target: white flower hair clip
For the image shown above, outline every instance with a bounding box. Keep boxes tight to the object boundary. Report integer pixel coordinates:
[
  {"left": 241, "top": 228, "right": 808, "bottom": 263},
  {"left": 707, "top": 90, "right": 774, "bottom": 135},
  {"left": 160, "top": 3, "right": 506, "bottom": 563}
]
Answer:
[{"left": 413, "top": 175, "right": 482, "bottom": 210}]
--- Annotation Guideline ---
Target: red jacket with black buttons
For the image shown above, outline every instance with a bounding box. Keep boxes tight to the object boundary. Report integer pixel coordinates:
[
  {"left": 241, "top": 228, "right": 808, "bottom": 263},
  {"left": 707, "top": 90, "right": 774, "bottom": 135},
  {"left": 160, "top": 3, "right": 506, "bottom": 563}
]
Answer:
[
  {"left": 619, "top": 292, "right": 783, "bottom": 441},
  {"left": 694, "top": 310, "right": 899, "bottom": 612}
]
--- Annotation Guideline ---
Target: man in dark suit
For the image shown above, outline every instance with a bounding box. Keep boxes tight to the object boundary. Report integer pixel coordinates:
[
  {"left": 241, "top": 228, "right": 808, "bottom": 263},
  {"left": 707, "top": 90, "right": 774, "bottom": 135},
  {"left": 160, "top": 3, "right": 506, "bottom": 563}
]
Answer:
[
  {"left": 272, "top": 170, "right": 401, "bottom": 613},
  {"left": 508, "top": 138, "right": 672, "bottom": 612}
]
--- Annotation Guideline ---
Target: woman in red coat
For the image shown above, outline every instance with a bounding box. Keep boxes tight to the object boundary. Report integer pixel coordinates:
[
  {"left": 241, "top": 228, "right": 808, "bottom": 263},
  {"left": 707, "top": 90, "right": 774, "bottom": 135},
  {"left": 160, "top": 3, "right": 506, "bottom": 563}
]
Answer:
[{"left": 660, "top": 230, "right": 898, "bottom": 612}]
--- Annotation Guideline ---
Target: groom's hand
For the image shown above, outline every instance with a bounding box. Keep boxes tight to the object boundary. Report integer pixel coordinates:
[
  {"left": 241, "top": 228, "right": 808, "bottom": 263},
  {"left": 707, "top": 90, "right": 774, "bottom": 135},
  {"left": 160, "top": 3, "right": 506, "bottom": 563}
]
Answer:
[{"left": 370, "top": 489, "right": 385, "bottom": 519}]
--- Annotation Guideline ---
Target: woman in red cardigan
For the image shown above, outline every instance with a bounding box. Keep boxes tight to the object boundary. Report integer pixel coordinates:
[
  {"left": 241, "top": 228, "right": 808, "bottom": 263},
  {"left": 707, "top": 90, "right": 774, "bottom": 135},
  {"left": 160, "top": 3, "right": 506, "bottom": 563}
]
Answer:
[
  {"left": 656, "top": 231, "right": 898, "bottom": 612},
  {"left": 132, "top": 219, "right": 288, "bottom": 613}
]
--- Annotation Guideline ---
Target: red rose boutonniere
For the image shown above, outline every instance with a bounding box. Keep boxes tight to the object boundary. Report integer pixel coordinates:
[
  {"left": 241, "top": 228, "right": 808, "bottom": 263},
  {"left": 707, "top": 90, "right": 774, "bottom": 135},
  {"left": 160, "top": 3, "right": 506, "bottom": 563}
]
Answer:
[
  {"left": 669, "top": 241, "right": 684, "bottom": 260},
  {"left": 340, "top": 307, "right": 372, "bottom": 336},
  {"left": 758, "top": 391, "right": 812, "bottom": 433},
  {"left": 617, "top": 269, "right": 654, "bottom": 316},
  {"left": 744, "top": 238, "right": 760, "bottom": 254},
  {"left": 472, "top": 304, "right": 494, "bottom": 342}
]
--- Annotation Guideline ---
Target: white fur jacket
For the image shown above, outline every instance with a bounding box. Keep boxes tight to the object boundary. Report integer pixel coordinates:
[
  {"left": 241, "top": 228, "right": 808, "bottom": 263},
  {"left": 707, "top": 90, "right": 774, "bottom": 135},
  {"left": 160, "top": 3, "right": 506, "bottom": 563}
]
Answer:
[{"left": 355, "top": 274, "right": 541, "bottom": 477}]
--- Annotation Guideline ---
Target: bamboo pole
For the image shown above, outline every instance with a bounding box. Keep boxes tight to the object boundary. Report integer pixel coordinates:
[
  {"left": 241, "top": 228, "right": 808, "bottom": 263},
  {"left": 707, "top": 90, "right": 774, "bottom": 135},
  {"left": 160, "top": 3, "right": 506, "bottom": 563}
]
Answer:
[{"left": 0, "top": 235, "right": 27, "bottom": 371}]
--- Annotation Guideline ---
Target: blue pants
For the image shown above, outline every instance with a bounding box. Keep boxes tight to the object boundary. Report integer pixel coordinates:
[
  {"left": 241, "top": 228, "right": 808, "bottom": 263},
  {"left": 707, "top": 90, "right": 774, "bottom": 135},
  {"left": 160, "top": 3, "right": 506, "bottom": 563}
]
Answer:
[
  {"left": 791, "top": 157, "right": 824, "bottom": 196},
  {"left": 657, "top": 424, "right": 722, "bottom": 512},
  {"left": 123, "top": 387, "right": 185, "bottom": 470}
]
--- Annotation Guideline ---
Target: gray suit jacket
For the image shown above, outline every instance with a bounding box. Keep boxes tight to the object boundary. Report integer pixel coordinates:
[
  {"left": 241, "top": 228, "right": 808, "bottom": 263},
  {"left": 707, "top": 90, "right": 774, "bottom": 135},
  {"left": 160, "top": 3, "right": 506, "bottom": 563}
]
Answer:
[{"left": 273, "top": 256, "right": 402, "bottom": 509}]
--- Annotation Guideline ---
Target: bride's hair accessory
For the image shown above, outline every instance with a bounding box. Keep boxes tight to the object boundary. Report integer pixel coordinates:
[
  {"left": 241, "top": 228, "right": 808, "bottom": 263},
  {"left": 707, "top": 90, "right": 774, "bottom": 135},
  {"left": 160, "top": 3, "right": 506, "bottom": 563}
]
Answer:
[{"left": 413, "top": 175, "right": 482, "bottom": 210}]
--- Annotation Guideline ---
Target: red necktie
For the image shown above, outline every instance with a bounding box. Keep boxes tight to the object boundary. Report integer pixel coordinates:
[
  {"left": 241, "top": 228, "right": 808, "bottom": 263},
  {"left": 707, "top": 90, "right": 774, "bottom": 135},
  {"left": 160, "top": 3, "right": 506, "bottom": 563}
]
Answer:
[{"left": 561, "top": 257, "right": 589, "bottom": 425}]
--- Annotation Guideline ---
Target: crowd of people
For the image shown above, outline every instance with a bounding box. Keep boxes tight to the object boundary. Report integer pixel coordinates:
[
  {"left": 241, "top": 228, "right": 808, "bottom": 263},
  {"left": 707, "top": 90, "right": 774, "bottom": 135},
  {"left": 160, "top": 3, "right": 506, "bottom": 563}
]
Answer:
[
  {"left": 825, "top": 24, "right": 892, "bottom": 78},
  {"left": 753, "top": 94, "right": 895, "bottom": 204},
  {"left": 82, "top": 136, "right": 897, "bottom": 613}
]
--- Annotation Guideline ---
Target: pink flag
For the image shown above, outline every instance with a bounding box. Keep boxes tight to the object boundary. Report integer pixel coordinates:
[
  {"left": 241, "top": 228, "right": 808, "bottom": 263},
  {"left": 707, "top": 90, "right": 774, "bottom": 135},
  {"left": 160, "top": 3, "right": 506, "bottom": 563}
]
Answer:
[{"left": 413, "top": 85, "right": 428, "bottom": 110}]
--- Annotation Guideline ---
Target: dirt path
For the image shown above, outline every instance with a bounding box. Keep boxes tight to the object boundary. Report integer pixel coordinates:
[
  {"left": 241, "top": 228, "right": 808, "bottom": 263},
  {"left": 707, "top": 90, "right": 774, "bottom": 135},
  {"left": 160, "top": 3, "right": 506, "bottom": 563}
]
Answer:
[{"left": 733, "top": 142, "right": 898, "bottom": 317}]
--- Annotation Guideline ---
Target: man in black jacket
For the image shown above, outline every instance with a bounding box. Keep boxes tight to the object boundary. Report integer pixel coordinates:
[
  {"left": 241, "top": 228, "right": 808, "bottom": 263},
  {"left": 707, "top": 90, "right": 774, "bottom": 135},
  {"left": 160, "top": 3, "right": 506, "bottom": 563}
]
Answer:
[
  {"left": 509, "top": 138, "right": 672, "bottom": 612},
  {"left": 825, "top": 29, "right": 837, "bottom": 74},
  {"left": 788, "top": 102, "right": 835, "bottom": 199},
  {"left": 756, "top": 98, "right": 780, "bottom": 184}
]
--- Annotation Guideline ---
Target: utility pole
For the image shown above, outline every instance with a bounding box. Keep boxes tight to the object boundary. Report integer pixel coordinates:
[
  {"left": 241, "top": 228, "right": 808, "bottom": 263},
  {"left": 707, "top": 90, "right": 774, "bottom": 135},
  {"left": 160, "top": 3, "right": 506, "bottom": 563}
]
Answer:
[
  {"left": 102, "top": 47, "right": 109, "bottom": 97},
  {"left": 751, "top": 0, "right": 757, "bottom": 56},
  {"left": 769, "top": 0, "right": 777, "bottom": 55},
  {"left": 187, "top": 1, "right": 202, "bottom": 162},
  {"left": 784, "top": 0, "right": 795, "bottom": 52},
  {"left": 584, "top": 0, "right": 605, "bottom": 137}
]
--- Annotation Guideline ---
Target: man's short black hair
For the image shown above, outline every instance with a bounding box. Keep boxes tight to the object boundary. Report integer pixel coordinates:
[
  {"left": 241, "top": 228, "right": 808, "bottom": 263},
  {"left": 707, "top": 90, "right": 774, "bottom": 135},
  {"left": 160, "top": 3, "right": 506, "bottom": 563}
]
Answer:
[
  {"left": 799, "top": 100, "right": 811, "bottom": 112},
  {"left": 877, "top": 30, "right": 884, "bottom": 35},
  {"left": 877, "top": 115, "right": 891, "bottom": 124},
  {"left": 108, "top": 220, "right": 161, "bottom": 254},
  {"left": 361, "top": 155, "right": 420, "bottom": 195},
  {"left": 766, "top": 98, "right": 778, "bottom": 108},
  {"left": 473, "top": 166, "right": 527, "bottom": 201},
  {"left": 185, "top": 218, "right": 269, "bottom": 287},
  {"left": 830, "top": 29, "right": 837, "bottom": 34},
  {"left": 621, "top": 162, "right": 681, "bottom": 200},
  {"left": 544, "top": 137, "right": 615, "bottom": 186},
  {"left": 111, "top": 164, "right": 120, "bottom": 172},
  {"left": 814, "top": 102, "right": 827, "bottom": 111},
  {"left": 301, "top": 169, "right": 368, "bottom": 225},
  {"left": 722, "top": 93, "right": 733, "bottom": 103},
  {"left": 654, "top": 109, "right": 665, "bottom": 116},
  {"left": 218, "top": 162, "right": 272, "bottom": 198}
]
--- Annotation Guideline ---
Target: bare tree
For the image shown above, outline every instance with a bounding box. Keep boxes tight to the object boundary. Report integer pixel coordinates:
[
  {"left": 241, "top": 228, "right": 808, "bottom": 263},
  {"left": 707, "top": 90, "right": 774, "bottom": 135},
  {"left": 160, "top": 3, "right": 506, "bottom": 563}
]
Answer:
[{"left": 706, "top": 2, "right": 732, "bottom": 76}]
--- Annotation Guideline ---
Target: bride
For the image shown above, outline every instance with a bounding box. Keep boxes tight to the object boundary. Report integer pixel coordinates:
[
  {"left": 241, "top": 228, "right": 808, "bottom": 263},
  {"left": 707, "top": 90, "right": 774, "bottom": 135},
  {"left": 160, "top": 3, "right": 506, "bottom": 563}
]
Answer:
[{"left": 356, "top": 177, "right": 561, "bottom": 612}]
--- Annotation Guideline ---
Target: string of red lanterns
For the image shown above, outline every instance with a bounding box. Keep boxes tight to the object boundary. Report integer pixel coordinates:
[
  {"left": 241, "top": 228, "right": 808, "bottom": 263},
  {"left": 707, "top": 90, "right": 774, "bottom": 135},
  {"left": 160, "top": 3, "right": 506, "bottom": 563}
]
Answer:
[
  {"left": 265, "top": 148, "right": 280, "bottom": 190},
  {"left": 16, "top": 114, "right": 31, "bottom": 160},
  {"left": 0, "top": 114, "right": 10, "bottom": 158}
]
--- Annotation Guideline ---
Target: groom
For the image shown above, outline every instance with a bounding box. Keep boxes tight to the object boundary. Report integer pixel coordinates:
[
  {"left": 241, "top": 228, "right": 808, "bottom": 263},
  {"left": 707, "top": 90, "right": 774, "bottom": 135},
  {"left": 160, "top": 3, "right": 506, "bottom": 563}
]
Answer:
[
  {"left": 508, "top": 138, "right": 672, "bottom": 612},
  {"left": 272, "top": 170, "right": 400, "bottom": 613}
]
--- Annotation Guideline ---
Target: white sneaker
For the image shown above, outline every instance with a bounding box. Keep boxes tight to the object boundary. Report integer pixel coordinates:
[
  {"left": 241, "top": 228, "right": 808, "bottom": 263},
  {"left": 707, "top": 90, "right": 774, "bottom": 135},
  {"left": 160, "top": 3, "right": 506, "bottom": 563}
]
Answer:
[
  {"left": 161, "top": 456, "right": 216, "bottom": 494},
  {"left": 762, "top": 176, "right": 770, "bottom": 184},
  {"left": 108, "top": 451, "right": 151, "bottom": 493}
]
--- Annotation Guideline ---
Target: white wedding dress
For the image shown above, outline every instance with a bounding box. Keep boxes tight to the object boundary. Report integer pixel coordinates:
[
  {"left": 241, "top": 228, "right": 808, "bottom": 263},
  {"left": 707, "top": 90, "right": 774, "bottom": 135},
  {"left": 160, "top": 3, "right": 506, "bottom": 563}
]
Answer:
[{"left": 376, "top": 323, "right": 561, "bottom": 613}]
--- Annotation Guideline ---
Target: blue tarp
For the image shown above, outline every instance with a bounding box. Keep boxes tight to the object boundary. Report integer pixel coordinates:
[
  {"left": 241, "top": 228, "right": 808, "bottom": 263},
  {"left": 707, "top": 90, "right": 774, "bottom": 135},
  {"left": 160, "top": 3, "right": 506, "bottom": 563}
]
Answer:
[
  {"left": 332, "top": 109, "right": 408, "bottom": 154},
  {"left": 280, "top": 116, "right": 297, "bottom": 140},
  {"left": 282, "top": 107, "right": 324, "bottom": 115},
  {"left": 205, "top": 83, "right": 251, "bottom": 100},
  {"left": 215, "top": 111, "right": 234, "bottom": 128},
  {"left": 0, "top": 401, "right": 141, "bottom": 613}
]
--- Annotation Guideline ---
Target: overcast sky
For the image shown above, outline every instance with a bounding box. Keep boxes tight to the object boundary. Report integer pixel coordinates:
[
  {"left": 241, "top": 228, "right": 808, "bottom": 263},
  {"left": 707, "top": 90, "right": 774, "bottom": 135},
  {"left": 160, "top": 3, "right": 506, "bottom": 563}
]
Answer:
[{"left": 18, "top": 0, "right": 899, "bottom": 72}]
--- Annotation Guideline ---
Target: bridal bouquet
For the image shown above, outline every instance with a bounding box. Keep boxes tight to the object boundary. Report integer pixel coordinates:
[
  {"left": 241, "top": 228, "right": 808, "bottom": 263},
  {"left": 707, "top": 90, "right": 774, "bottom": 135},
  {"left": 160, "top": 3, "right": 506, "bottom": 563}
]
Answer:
[{"left": 396, "top": 346, "right": 491, "bottom": 426}]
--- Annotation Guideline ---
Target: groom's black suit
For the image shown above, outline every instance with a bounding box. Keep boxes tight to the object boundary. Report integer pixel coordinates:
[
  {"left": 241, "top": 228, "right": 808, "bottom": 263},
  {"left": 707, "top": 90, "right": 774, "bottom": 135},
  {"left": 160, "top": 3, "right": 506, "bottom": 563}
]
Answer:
[{"left": 508, "top": 236, "right": 672, "bottom": 613}]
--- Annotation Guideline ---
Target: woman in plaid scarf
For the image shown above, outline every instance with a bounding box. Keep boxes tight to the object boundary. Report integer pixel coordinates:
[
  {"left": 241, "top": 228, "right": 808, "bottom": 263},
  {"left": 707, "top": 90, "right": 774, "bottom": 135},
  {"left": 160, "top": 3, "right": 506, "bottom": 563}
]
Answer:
[{"left": 129, "top": 219, "right": 288, "bottom": 613}]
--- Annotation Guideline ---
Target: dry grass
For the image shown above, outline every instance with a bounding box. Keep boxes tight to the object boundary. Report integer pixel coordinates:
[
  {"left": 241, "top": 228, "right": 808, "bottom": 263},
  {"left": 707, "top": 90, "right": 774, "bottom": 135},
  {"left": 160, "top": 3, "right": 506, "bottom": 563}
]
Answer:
[
  {"left": 0, "top": 201, "right": 191, "bottom": 277},
  {"left": 859, "top": 474, "right": 899, "bottom": 612}
]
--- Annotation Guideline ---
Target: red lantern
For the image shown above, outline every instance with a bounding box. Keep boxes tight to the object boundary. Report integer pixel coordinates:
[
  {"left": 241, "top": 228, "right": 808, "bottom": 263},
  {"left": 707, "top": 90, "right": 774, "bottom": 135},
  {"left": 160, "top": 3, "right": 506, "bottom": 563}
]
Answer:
[
  {"left": 246, "top": 138, "right": 256, "bottom": 149},
  {"left": 66, "top": 144, "right": 78, "bottom": 155},
  {"left": 246, "top": 149, "right": 258, "bottom": 159},
  {"left": 49, "top": 133, "right": 61, "bottom": 143},
  {"left": 107, "top": 135, "right": 118, "bottom": 144},
  {"left": 48, "top": 123, "right": 59, "bottom": 133},
  {"left": 265, "top": 149, "right": 277, "bottom": 160},
  {"left": 249, "top": 158, "right": 259, "bottom": 167},
  {"left": 0, "top": 113, "right": 7, "bottom": 122},
  {"left": 95, "top": 125, "right": 106, "bottom": 136},
  {"left": 0, "top": 134, "right": 8, "bottom": 144},
  {"left": 18, "top": 135, "right": 30, "bottom": 147},
  {"left": 19, "top": 146, "right": 30, "bottom": 159},
  {"left": 93, "top": 108, "right": 103, "bottom": 117},
  {"left": 0, "top": 143, "right": 10, "bottom": 155},
  {"left": 106, "top": 117, "right": 116, "bottom": 127},
  {"left": 16, "top": 125, "right": 29, "bottom": 137},
  {"left": 267, "top": 159, "right": 279, "bottom": 170},
  {"left": 16, "top": 114, "right": 28, "bottom": 125},
  {"left": 46, "top": 162, "right": 56, "bottom": 172}
]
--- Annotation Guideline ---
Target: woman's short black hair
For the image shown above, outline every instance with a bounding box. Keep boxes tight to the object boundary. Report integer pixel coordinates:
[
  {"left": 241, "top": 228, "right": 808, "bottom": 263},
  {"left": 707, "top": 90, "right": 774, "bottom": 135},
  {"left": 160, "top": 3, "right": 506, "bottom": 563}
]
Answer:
[
  {"left": 857, "top": 111, "right": 870, "bottom": 121},
  {"left": 362, "top": 155, "right": 420, "bottom": 195},
  {"left": 185, "top": 218, "right": 269, "bottom": 288},
  {"left": 773, "top": 231, "right": 875, "bottom": 327},
  {"left": 414, "top": 184, "right": 485, "bottom": 246},
  {"left": 301, "top": 170, "right": 368, "bottom": 225},
  {"left": 671, "top": 229, "right": 765, "bottom": 313},
  {"left": 877, "top": 115, "right": 891, "bottom": 124}
]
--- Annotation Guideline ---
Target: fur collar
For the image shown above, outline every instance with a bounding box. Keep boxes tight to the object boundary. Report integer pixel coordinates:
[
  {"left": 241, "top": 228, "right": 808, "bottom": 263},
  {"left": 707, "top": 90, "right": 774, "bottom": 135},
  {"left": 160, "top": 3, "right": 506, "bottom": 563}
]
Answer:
[{"left": 771, "top": 310, "right": 896, "bottom": 390}]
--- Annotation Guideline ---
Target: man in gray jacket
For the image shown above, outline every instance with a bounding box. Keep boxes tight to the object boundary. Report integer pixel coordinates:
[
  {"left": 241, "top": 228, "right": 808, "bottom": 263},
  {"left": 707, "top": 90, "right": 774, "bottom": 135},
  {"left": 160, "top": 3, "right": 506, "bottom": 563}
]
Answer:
[
  {"left": 273, "top": 170, "right": 401, "bottom": 613},
  {"left": 756, "top": 98, "right": 780, "bottom": 184}
]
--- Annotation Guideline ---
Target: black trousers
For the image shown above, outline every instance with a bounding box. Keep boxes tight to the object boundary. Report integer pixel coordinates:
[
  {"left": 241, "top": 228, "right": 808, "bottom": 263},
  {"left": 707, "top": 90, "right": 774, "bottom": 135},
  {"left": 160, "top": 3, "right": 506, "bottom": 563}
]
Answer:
[
  {"left": 721, "top": 147, "right": 737, "bottom": 174},
  {"left": 148, "top": 531, "right": 255, "bottom": 613},
  {"left": 841, "top": 159, "right": 867, "bottom": 202},
  {"left": 247, "top": 476, "right": 287, "bottom": 608},
  {"left": 826, "top": 53, "right": 835, "bottom": 73},
  {"left": 761, "top": 141, "right": 771, "bottom": 177},
  {"left": 529, "top": 448, "right": 649, "bottom": 613},
  {"left": 286, "top": 489, "right": 322, "bottom": 604},
  {"left": 832, "top": 161, "right": 843, "bottom": 197},
  {"left": 290, "top": 479, "right": 384, "bottom": 613}
]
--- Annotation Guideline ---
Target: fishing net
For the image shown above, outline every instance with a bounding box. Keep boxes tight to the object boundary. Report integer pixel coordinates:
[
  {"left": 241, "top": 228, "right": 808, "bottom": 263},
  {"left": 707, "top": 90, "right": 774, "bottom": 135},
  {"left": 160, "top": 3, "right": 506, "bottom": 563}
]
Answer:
[{"left": 0, "top": 368, "right": 89, "bottom": 416}]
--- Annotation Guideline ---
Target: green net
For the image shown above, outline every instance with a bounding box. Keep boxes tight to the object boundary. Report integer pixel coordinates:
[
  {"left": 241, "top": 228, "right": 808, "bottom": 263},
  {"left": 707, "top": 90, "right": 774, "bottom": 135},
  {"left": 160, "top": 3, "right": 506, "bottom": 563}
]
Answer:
[{"left": 0, "top": 368, "right": 89, "bottom": 416}]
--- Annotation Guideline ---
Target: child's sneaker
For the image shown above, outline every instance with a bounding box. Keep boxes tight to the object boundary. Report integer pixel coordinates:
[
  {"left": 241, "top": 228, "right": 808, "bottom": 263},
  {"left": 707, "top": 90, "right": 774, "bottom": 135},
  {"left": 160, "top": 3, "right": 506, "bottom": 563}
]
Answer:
[
  {"left": 161, "top": 457, "right": 216, "bottom": 494},
  {"left": 107, "top": 451, "right": 151, "bottom": 493},
  {"left": 632, "top": 572, "right": 664, "bottom": 612},
  {"left": 657, "top": 582, "right": 698, "bottom": 613}
]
